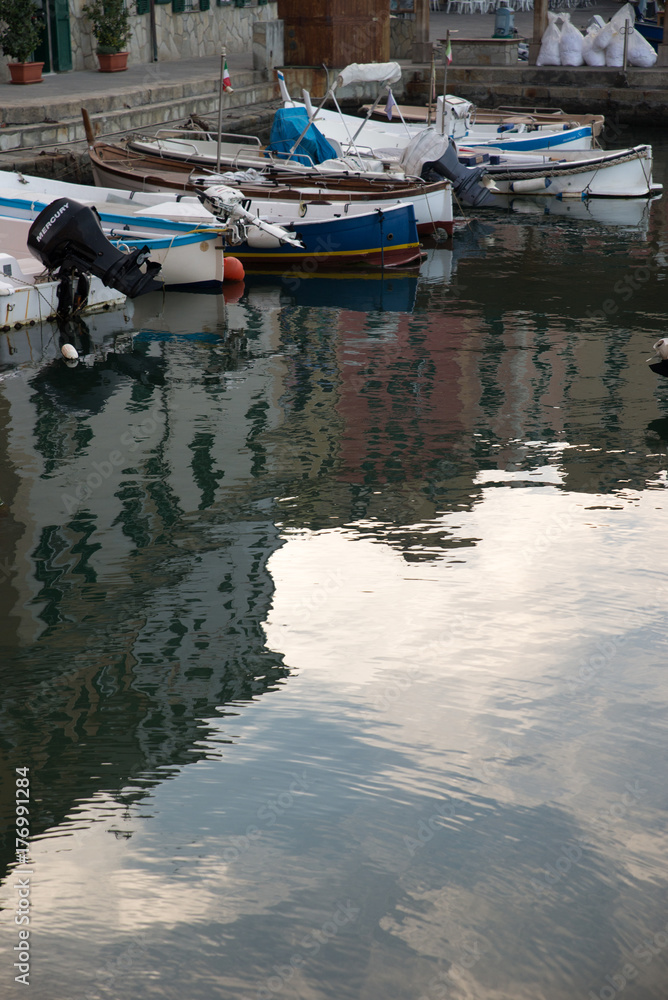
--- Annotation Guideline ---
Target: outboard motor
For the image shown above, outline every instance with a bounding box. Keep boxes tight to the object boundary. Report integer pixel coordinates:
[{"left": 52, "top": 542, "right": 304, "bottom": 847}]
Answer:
[
  {"left": 27, "top": 198, "right": 163, "bottom": 299},
  {"left": 422, "top": 136, "right": 499, "bottom": 208}
]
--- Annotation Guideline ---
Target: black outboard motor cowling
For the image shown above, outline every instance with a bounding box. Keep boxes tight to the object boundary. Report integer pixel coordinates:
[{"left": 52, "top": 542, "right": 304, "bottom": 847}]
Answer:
[
  {"left": 27, "top": 198, "right": 163, "bottom": 299},
  {"left": 422, "top": 137, "right": 498, "bottom": 209}
]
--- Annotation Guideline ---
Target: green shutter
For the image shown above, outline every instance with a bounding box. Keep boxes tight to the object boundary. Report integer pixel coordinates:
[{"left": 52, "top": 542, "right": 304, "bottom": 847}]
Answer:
[
  {"left": 136, "top": 0, "right": 150, "bottom": 12},
  {"left": 52, "top": 0, "right": 72, "bottom": 71},
  {"left": 200, "top": 0, "right": 210, "bottom": 9},
  {"left": 172, "top": 0, "right": 186, "bottom": 11}
]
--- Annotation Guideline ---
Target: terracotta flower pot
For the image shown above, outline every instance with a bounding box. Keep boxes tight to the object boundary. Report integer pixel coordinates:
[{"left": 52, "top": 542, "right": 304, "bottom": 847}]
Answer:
[
  {"left": 97, "top": 51, "right": 128, "bottom": 72},
  {"left": 8, "top": 61, "right": 44, "bottom": 84}
]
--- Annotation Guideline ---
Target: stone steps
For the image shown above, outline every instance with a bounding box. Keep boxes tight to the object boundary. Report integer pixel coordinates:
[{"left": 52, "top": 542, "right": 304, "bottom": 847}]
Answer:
[{"left": 0, "top": 70, "right": 278, "bottom": 153}]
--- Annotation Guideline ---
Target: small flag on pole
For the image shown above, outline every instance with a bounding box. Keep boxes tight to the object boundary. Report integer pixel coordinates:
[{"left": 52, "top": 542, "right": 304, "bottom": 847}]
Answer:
[
  {"left": 385, "top": 89, "right": 398, "bottom": 121},
  {"left": 445, "top": 37, "right": 453, "bottom": 64},
  {"left": 223, "top": 59, "right": 234, "bottom": 93}
]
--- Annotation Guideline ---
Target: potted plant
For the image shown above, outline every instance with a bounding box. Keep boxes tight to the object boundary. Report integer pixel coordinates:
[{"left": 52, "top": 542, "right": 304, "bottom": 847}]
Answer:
[
  {"left": 82, "top": 0, "right": 131, "bottom": 72},
  {"left": 0, "top": 0, "right": 45, "bottom": 84}
]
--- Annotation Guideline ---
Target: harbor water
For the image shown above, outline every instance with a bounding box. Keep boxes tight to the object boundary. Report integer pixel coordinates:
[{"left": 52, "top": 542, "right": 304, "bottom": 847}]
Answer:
[{"left": 1, "top": 128, "right": 668, "bottom": 1000}]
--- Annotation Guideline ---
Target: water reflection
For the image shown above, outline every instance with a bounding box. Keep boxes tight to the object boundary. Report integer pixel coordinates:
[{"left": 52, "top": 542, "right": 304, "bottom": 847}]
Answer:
[
  {"left": 493, "top": 193, "right": 658, "bottom": 230},
  {"left": 1, "top": 150, "right": 668, "bottom": 1000},
  {"left": 243, "top": 269, "right": 421, "bottom": 314}
]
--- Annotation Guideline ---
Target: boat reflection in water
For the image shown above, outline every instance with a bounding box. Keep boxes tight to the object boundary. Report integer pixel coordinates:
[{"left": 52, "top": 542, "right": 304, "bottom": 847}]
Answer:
[
  {"left": 0, "top": 302, "right": 135, "bottom": 379},
  {"left": 130, "top": 288, "right": 228, "bottom": 336},
  {"left": 241, "top": 267, "right": 420, "bottom": 314},
  {"left": 494, "top": 193, "right": 658, "bottom": 229}
]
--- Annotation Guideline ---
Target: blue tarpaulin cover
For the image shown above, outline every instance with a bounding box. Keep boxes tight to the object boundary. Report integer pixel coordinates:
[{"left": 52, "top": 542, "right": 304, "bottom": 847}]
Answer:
[{"left": 265, "top": 107, "right": 339, "bottom": 166}]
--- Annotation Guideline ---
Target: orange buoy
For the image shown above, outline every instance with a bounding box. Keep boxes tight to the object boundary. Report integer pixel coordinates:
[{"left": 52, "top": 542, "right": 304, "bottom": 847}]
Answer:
[{"left": 224, "top": 256, "right": 245, "bottom": 283}]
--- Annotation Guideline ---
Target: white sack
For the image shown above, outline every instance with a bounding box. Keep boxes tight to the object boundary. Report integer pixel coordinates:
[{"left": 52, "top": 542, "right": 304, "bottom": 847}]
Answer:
[
  {"left": 605, "top": 30, "right": 626, "bottom": 66},
  {"left": 594, "top": 3, "right": 636, "bottom": 49},
  {"left": 627, "top": 27, "right": 658, "bottom": 67},
  {"left": 582, "top": 25, "right": 606, "bottom": 65},
  {"left": 536, "top": 12, "right": 562, "bottom": 66},
  {"left": 559, "top": 13, "right": 585, "bottom": 66}
]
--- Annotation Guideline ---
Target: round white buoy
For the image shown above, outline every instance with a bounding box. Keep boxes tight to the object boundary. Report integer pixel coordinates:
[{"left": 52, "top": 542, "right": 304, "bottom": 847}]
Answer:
[{"left": 61, "top": 344, "right": 79, "bottom": 361}]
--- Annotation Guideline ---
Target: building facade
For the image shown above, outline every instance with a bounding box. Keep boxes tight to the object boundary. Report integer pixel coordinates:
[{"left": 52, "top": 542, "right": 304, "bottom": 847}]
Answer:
[{"left": 24, "top": 0, "right": 276, "bottom": 75}]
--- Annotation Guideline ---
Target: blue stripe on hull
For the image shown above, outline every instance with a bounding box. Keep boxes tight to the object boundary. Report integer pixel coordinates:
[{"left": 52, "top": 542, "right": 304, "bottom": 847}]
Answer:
[{"left": 466, "top": 126, "right": 592, "bottom": 152}]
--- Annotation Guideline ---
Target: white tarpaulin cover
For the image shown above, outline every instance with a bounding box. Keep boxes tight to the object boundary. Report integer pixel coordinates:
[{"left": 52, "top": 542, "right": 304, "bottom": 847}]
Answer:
[
  {"left": 399, "top": 131, "right": 449, "bottom": 178},
  {"left": 334, "top": 62, "right": 402, "bottom": 90}
]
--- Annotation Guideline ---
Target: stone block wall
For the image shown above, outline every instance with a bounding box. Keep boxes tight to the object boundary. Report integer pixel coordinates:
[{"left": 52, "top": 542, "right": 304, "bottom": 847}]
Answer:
[{"left": 390, "top": 16, "right": 415, "bottom": 60}]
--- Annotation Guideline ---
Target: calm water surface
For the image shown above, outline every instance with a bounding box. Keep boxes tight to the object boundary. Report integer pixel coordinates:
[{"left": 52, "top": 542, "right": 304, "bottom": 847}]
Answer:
[{"left": 1, "top": 129, "right": 668, "bottom": 1000}]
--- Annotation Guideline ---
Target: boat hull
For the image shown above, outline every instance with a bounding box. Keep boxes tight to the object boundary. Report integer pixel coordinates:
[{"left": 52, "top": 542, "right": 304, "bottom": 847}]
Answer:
[
  {"left": 0, "top": 269, "right": 126, "bottom": 330},
  {"left": 0, "top": 205, "right": 224, "bottom": 291},
  {"left": 104, "top": 224, "right": 224, "bottom": 290},
  {"left": 85, "top": 143, "right": 453, "bottom": 236},
  {"left": 474, "top": 144, "right": 658, "bottom": 199},
  {"left": 0, "top": 186, "right": 422, "bottom": 272},
  {"left": 220, "top": 204, "right": 423, "bottom": 269}
]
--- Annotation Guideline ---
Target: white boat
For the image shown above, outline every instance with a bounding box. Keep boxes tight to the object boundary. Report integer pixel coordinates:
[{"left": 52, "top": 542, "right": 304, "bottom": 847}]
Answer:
[
  {"left": 103, "top": 222, "right": 226, "bottom": 290},
  {"left": 277, "top": 64, "right": 598, "bottom": 153},
  {"left": 0, "top": 214, "right": 127, "bottom": 330},
  {"left": 361, "top": 98, "right": 605, "bottom": 145},
  {"left": 271, "top": 66, "right": 659, "bottom": 203},
  {"left": 468, "top": 143, "right": 661, "bottom": 199},
  {"left": 1, "top": 203, "right": 227, "bottom": 292},
  {"left": 0, "top": 167, "right": 450, "bottom": 248},
  {"left": 0, "top": 175, "right": 424, "bottom": 270}
]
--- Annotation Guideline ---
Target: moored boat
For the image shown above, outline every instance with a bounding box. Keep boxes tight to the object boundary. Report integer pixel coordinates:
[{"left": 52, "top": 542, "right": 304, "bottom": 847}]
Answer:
[
  {"left": 361, "top": 100, "right": 605, "bottom": 142},
  {"left": 0, "top": 174, "right": 424, "bottom": 271},
  {"left": 465, "top": 143, "right": 660, "bottom": 200},
  {"left": 80, "top": 110, "right": 453, "bottom": 236},
  {"left": 0, "top": 205, "right": 225, "bottom": 292},
  {"left": 78, "top": 141, "right": 453, "bottom": 237},
  {"left": 278, "top": 64, "right": 600, "bottom": 153},
  {"left": 0, "top": 205, "right": 157, "bottom": 330}
]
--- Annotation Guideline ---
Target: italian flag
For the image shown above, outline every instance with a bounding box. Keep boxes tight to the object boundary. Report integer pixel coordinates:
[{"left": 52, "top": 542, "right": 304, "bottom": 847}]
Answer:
[
  {"left": 445, "top": 37, "right": 453, "bottom": 64},
  {"left": 223, "top": 59, "right": 233, "bottom": 92}
]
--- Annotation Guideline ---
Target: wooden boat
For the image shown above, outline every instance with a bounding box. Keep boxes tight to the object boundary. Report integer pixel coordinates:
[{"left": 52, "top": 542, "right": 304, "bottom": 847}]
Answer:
[
  {"left": 84, "top": 138, "right": 454, "bottom": 236},
  {"left": 0, "top": 174, "right": 424, "bottom": 270},
  {"left": 361, "top": 101, "right": 605, "bottom": 141}
]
